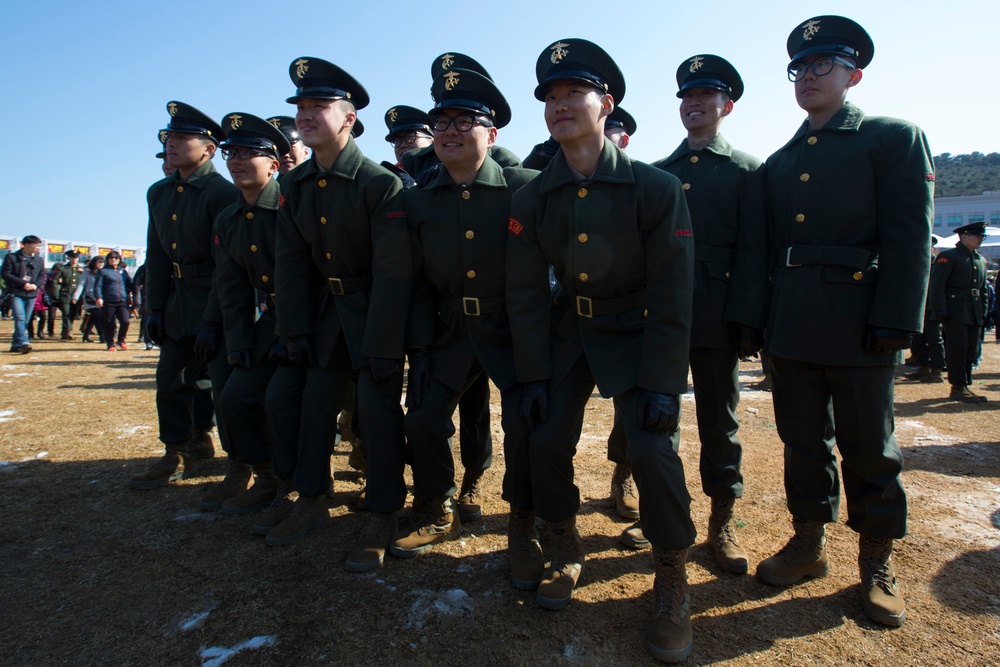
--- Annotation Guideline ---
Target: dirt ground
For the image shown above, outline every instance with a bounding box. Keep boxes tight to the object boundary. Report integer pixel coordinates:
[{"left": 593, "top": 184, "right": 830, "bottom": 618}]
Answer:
[{"left": 0, "top": 318, "right": 998, "bottom": 666}]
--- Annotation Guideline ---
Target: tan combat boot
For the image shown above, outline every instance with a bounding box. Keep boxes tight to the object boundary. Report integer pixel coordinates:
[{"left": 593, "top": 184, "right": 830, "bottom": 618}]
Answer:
[
  {"left": 859, "top": 535, "right": 906, "bottom": 627},
  {"left": 390, "top": 497, "right": 461, "bottom": 558},
  {"left": 648, "top": 547, "right": 692, "bottom": 663},
  {"left": 619, "top": 521, "right": 650, "bottom": 550},
  {"left": 950, "top": 385, "right": 987, "bottom": 403},
  {"left": 455, "top": 469, "right": 484, "bottom": 523},
  {"left": 221, "top": 462, "right": 280, "bottom": 516},
  {"left": 187, "top": 428, "right": 216, "bottom": 460},
  {"left": 252, "top": 478, "right": 297, "bottom": 536},
  {"left": 756, "top": 517, "right": 829, "bottom": 586},
  {"left": 199, "top": 457, "right": 252, "bottom": 511},
  {"left": 536, "top": 516, "right": 585, "bottom": 610},
  {"left": 707, "top": 498, "right": 749, "bottom": 574},
  {"left": 128, "top": 445, "right": 192, "bottom": 490},
  {"left": 610, "top": 463, "right": 640, "bottom": 519},
  {"left": 345, "top": 512, "right": 397, "bottom": 572},
  {"left": 508, "top": 508, "right": 545, "bottom": 590},
  {"left": 265, "top": 494, "right": 328, "bottom": 546}
]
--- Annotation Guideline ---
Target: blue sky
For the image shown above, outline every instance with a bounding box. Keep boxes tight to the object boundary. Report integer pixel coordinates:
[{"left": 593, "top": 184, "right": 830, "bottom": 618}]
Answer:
[{"left": 1, "top": 0, "right": 995, "bottom": 247}]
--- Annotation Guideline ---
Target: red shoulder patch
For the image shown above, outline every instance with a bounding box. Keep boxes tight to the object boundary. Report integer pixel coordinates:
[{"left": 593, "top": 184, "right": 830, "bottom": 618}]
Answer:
[
  {"left": 936, "top": 257, "right": 949, "bottom": 263},
  {"left": 214, "top": 234, "right": 220, "bottom": 246},
  {"left": 387, "top": 212, "right": 405, "bottom": 219},
  {"left": 278, "top": 194, "right": 285, "bottom": 207},
  {"left": 508, "top": 218, "right": 523, "bottom": 236},
  {"left": 674, "top": 229, "right": 692, "bottom": 237},
  {"left": 925, "top": 173, "right": 935, "bottom": 181}
]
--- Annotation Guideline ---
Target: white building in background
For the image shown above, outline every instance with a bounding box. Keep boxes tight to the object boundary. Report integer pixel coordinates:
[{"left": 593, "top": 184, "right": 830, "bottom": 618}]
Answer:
[
  {"left": 0, "top": 237, "right": 145, "bottom": 269},
  {"left": 933, "top": 191, "right": 1000, "bottom": 235}
]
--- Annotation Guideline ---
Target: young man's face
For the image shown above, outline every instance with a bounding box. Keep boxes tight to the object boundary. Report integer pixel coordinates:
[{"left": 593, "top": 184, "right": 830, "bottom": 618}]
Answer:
[
  {"left": 391, "top": 131, "right": 434, "bottom": 164},
  {"left": 295, "top": 99, "right": 353, "bottom": 150},
  {"left": 544, "top": 81, "right": 612, "bottom": 145},
  {"left": 961, "top": 232, "right": 985, "bottom": 251},
  {"left": 227, "top": 150, "right": 279, "bottom": 191},
  {"left": 165, "top": 132, "right": 213, "bottom": 171},
  {"left": 679, "top": 88, "right": 732, "bottom": 133},
  {"left": 793, "top": 54, "right": 859, "bottom": 116},
  {"left": 431, "top": 110, "right": 496, "bottom": 175},
  {"left": 22, "top": 242, "right": 40, "bottom": 256},
  {"left": 278, "top": 141, "right": 309, "bottom": 175},
  {"left": 67, "top": 256, "right": 78, "bottom": 267}
]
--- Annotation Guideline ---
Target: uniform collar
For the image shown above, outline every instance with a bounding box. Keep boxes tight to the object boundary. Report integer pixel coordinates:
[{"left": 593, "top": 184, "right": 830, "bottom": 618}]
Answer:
[
  {"left": 538, "top": 139, "right": 634, "bottom": 194},
  {"left": 426, "top": 154, "right": 507, "bottom": 190},
  {"left": 294, "top": 138, "right": 364, "bottom": 183},
  {"left": 954, "top": 242, "right": 979, "bottom": 257},
  {"left": 253, "top": 178, "right": 281, "bottom": 211},
  {"left": 175, "top": 159, "right": 218, "bottom": 188},
  {"left": 662, "top": 134, "right": 733, "bottom": 164}
]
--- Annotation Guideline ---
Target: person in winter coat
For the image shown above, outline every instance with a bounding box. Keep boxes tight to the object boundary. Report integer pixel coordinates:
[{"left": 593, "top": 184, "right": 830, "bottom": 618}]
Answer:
[
  {"left": 72, "top": 256, "right": 105, "bottom": 343},
  {"left": 94, "top": 251, "right": 133, "bottom": 351}
]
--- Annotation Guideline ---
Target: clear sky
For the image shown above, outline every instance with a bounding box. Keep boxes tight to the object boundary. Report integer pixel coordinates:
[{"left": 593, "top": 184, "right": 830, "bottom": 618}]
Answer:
[{"left": 1, "top": 0, "right": 996, "bottom": 247}]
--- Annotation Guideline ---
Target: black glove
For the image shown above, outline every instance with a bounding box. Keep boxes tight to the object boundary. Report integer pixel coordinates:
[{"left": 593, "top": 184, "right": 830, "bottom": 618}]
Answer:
[
  {"left": 370, "top": 357, "right": 402, "bottom": 383},
  {"left": 636, "top": 389, "right": 680, "bottom": 435},
  {"left": 193, "top": 321, "right": 221, "bottom": 363},
  {"left": 929, "top": 309, "right": 951, "bottom": 322},
  {"left": 864, "top": 326, "right": 912, "bottom": 353},
  {"left": 728, "top": 323, "right": 763, "bottom": 360},
  {"left": 519, "top": 381, "right": 549, "bottom": 431},
  {"left": 268, "top": 339, "right": 290, "bottom": 366},
  {"left": 227, "top": 349, "right": 251, "bottom": 369},
  {"left": 405, "top": 349, "right": 431, "bottom": 409},
  {"left": 146, "top": 310, "right": 165, "bottom": 345},
  {"left": 286, "top": 335, "right": 314, "bottom": 368}
]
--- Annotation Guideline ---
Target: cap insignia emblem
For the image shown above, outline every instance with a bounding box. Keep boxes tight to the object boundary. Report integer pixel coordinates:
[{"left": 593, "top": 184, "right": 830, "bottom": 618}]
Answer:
[
  {"left": 802, "top": 19, "right": 821, "bottom": 41},
  {"left": 267, "top": 118, "right": 281, "bottom": 128},
  {"left": 158, "top": 130, "right": 168, "bottom": 144},
  {"left": 294, "top": 58, "right": 310, "bottom": 79},
  {"left": 444, "top": 71, "right": 460, "bottom": 91},
  {"left": 168, "top": 102, "right": 178, "bottom": 116},
  {"left": 688, "top": 56, "right": 704, "bottom": 73},
  {"left": 389, "top": 107, "right": 398, "bottom": 122},
  {"left": 550, "top": 42, "right": 569, "bottom": 64},
  {"left": 229, "top": 114, "right": 243, "bottom": 130},
  {"left": 440, "top": 54, "right": 455, "bottom": 70}
]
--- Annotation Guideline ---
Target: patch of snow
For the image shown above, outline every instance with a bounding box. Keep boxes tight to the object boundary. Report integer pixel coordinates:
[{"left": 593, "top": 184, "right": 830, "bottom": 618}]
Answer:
[
  {"left": 4, "top": 372, "right": 37, "bottom": 378},
  {"left": 404, "top": 589, "right": 474, "bottom": 630},
  {"left": 180, "top": 611, "right": 211, "bottom": 632},
  {"left": 36, "top": 451, "right": 48, "bottom": 459},
  {"left": 199, "top": 635, "right": 276, "bottom": 667},
  {"left": 0, "top": 410, "right": 24, "bottom": 423},
  {"left": 118, "top": 424, "right": 152, "bottom": 437}
]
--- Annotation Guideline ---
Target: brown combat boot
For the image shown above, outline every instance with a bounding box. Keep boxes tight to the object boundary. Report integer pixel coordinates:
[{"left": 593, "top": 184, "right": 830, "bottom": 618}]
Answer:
[
  {"left": 536, "top": 516, "right": 585, "bottom": 610},
  {"left": 648, "top": 547, "right": 692, "bottom": 663},
  {"left": 610, "top": 463, "right": 640, "bottom": 519},
  {"left": 756, "top": 517, "right": 829, "bottom": 586},
  {"left": 199, "top": 457, "right": 252, "bottom": 511},
  {"left": 950, "top": 384, "right": 987, "bottom": 403},
  {"left": 345, "top": 512, "right": 397, "bottom": 572},
  {"left": 455, "top": 469, "right": 484, "bottom": 522},
  {"left": 390, "top": 497, "right": 461, "bottom": 557},
  {"left": 919, "top": 368, "right": 944, "bottom": 383},
  {"left": 859, "top": 535, "right": 906, "bottom": 627},
  {"left": 707, "top": 498, "right": 749, "bottom": 574},
  {"left": 128, "top": 445, "right": 192, "bottom": 490},
  {"left": 265, "top": 494, "right": 328, "bottom": 546},
  {"left": 252, "top": 478, "right": 297, "bottom": 536},
  {"left": 508, "top": 508, "right": 545, "bottom": 590},
  {"left": 188, "top": 428, "right": 216, "bottom": 461},
  {"left": 221, "top": 462, "right": 279, "bottom": 516},
  {"left": 620, "top": 521, "right": 650, "bottom": 549}
]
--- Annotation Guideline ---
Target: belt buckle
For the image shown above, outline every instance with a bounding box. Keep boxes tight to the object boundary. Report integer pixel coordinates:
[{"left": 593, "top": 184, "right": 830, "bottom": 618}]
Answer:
[
  {"left": 328, "top": 277, "right": 345, "bottom": 296},
  {"left": 172, "top": 262, "right": 183, "bottom": 278},
  {"left": 785, "top": 247, "right": 801, "bottom": 268},
  {"left": 971, "top": 288, "right": 980, "bottom": 297},
  {"left": 462, "top": 297, "right": 480, "bottom": 316},
  {"left": 576, "top": 295, "right": 593, "bottom": 318}
]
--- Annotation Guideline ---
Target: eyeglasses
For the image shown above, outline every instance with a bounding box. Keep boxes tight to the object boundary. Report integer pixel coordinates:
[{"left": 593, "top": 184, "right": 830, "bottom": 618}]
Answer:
[
  {"left": 431, "top": 115, "right": 491, "bottom": 133},
  {"left": 787, "top": 56, "right": 856, "bottom": 82},
  {"left": 221, "top": 147, "right": 272, "bottom": 161},
  {"left": 387, "top": 131, "right": 431, "bottom": 148}
]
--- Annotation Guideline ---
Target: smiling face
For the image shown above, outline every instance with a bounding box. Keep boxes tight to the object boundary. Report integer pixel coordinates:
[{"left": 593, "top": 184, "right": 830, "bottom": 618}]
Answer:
[
  {"left": 294, "top": 99, "right": 353, "bottom": 151},
  {"left": 679, "top": 88, "right": 732, "bottom": 133},
  {"left": 227, "top": 151, "right": 279, "bottom": 191},
  {"left": 543, "top": 80, "right": 612, "bottom": 145},
  {"left": 793, "top": 54, "right": 860, "bottom": 118},
  {"left": 278, "top": 141, "right": 309, "bottom": 175},
  {"left": 431, "top": 110, "right": 496, "bottom": 178}
]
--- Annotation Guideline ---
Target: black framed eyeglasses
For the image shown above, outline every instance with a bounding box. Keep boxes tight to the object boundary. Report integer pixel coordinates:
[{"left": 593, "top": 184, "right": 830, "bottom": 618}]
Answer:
[
  {"left": 787, "top": 56, "right": 856, "bottom": 82},
  {"left": 387, "top": 131, "right": 431, "bottom": 148},
  {"left": 221, "top": 147, "right": 272, "bottom": 161},
  {"left": 431, "top": 115, "right": 491, "bottom": 133}
]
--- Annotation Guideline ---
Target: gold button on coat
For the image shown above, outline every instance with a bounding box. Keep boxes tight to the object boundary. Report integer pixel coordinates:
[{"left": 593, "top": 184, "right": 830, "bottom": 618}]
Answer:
[
  {"left": 261, "top": 275, "right": 269, "bottom": 283},
  {"left": 326, "top": 252, "right": 332, "bottom": 260},
  {"left": 800, "top": 173, "right": 810, "bottom": 182},
  {"left": 171, "top": 214, "right": 177, "bottom": 221},
  {"left": 577, "top": 233, "right": 588, "bottom": 243},
  {"left": 466, "top": 270, "right": 476, "bottom": 279},
  {"left": 795, "top": 213, "right": 806, "bottom": 223},
  {"left": 853, "top": 271, "right": 863, "bottom": 281},
  {"left": 579, "top": 272, "right": 589, "bottom": 281},
  {"left": 320, "top": 216, "right": 327, "bottom": 224},
  {"left": 807, "top": 136, "right": 818, "bottom": 145},
  {"left": 250, "top": 245, "right": 258, "bottom": 253},
  {"left": 577, "top": 188, "right": 588, "bottom": 198},
  {"left": 245, "top": 212, "right": 254, "bottom": 220},
  {"left": 725, "top": 271, "right": 731, "bottom": 279},
  {"left": 461, "top": 190, "right": 471, "bottom": 200},
  {"left": 690, "top": 155, "right": 699, "bottom": 163},
  {"left": 465, "top": 230, "right": 474, "bottom": 239},
  {"left": 171, "top": 243, "right": 177, "bottom": 249},
  {"left": 318, "top": 179, "right": 327, "bottom": 188},
  {"left": 682, "top": 183, "right": 691, "bottom": 191},
  {"left": 176, "top": 186, "right": 184, "bottom": 193}
]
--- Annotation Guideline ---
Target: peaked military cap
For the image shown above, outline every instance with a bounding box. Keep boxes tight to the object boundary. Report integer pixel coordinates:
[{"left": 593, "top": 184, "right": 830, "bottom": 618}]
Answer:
[
  {"left": 431, "top": 52, "right": 493, "bottom": 81},
  {"left": 155, "top": 129, "right": 168, "bottom": 159},
  {"left": 430, "top": 68, "right": 511, "bottom": 129},
  {"left": 352, "top": 118, "right": 364, "bottom": 138},
  {"left": 787, "top": 16, "right": 874, "bottom": 69},
  {"left": 605, "top": 106, "right": 636, "bottom": 135},
  {"left": 533, "top": 38, "right": 625, "bottom": 103},
  {"left": 955, "top": 222, "right": 989, "bottom": 236},
  {"left": 676, "top": 54, "right": 744, "bottom": 102},
  {"left": 384, "top": 105, "right": 433, "bottom": 141},
  {"left": 219, "top": 112, "right": 291, "bottom": 159},
  {"left": 266, "top": 116, "right": 300, "bottom": 146},
  {"left": 286, "top": 56, "right": 370, "bottom": 110},
  {"left": 161, "top": 101, "right": 224, "bottom": 144}
]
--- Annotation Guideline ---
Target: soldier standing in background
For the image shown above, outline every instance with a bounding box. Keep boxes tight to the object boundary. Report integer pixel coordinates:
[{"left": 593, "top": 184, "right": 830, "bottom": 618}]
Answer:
[{"left": 52, "top": 250, "right": 81, "bottom": 340}]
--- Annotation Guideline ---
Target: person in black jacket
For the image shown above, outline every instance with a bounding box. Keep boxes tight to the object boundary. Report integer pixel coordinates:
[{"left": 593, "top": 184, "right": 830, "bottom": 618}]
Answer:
[
  {"left": 1, "top": 235, "right": 46, "bottom": 353},
  {"left": 95, "top": 250, "right": 134, "bottom": 351}
]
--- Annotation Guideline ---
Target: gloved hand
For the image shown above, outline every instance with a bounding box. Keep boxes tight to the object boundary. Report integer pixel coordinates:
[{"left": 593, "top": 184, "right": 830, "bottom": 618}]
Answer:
[
  {"left": 146, "top": 310, "right": 165, "bottom": 345},
  {"left": 929, "top": 309, "right": 951, "bottom": 322},
  {"left": 519, "top": 381, "right": 549, "bottom": 431},
  {"left": 286, "top": 335, "right": 314, "bottom": 368},
  {"left": 194, "top": 321, "right": 221, "bottom": 363},
  {"left": 405, "top": 348, "right": 431, "bottom": 409},
  {"left": 864, "top": 326, "right": 912, "bottom": 353},
  {"left": 268, "top": 339, "right": 290, "bottom": 366},
  {"left": 636, "top": 389, "right": 680, "bottom": 435},
  {"left": 227, "top": 349, "right": 252, "bottom": 369},
  {"left": 370, "top": 357, "right": 402, "bottom": 383},
  {"left": 728, "top": 323, "right": 764, "bottom": 360}
]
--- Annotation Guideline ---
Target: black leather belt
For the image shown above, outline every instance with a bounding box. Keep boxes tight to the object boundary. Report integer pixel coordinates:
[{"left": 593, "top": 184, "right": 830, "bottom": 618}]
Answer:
[
  {"left": 172, "top": 261, "right": 214, "bottom": 279},
  {"left": 574, "top": 290, "right": 646, "bottom": 318},
  {"left": 440, "top": 294, "right": 503, "bottom": 317},
  {"left": 785, "top": 246, "right": 874, "bottom": 270},
  {"left": 326, "top": 275, "right": 372, "bottom": 296}
]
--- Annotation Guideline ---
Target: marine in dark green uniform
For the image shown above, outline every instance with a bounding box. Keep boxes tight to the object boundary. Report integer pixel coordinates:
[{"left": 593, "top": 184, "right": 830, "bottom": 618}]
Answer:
[
  {"left": 928, "top": 222, "right": 989, "bottom": 403},
  {"left": 382, "top": 105, "right": 434, "bottom": 189},
  {"left": 507, "top": 39, "right": 695, "bottom": 662},
  {"left": 52, "top": 250, "right": 81, "bottom": 339},
  {"left": 266, "top": 116, "right": 310, "bottom": 178},
  {"left": 131, "top": 101, "right": 237, "bottom": 491},
  {"left": 756, "top": 17, "right": 934, "bottom": 630},
  {"left": 390, "top": 66, "right": 538, "bottom": 565}
]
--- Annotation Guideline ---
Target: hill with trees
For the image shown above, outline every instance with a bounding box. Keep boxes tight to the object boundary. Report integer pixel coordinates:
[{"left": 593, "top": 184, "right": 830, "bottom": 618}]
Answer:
[{"left": 933, "top": 152, "right": 1000, "bottom": 198}]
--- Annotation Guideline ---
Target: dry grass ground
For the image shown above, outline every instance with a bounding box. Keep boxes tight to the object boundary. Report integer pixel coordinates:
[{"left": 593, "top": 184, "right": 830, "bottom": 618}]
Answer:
[{"left": 0, "top": 319, "right": 998, "bottom": 666}]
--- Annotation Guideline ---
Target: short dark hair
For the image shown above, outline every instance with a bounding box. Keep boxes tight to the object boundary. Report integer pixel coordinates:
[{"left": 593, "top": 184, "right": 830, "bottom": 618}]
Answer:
[
  {"left": 105, "top": 251, "right": 122, "bottom": 262},
  {"left": 21, "top": 235, "right": 41, "bottom": 244}
]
